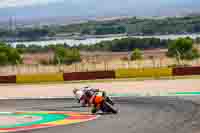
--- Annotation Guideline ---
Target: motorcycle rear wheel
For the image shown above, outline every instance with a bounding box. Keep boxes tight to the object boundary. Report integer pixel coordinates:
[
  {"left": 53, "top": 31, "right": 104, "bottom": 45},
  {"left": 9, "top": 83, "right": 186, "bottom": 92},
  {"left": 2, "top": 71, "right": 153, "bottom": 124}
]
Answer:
[{"left": 102, "top": 102, "right": 118, "bottom": 114}]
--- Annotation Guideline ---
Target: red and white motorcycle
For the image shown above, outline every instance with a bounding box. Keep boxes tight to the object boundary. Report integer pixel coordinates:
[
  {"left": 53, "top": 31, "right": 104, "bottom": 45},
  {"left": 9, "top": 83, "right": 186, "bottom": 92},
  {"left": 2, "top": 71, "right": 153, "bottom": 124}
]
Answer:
[
  {"left": 73, "top": 87, "right": 115, "bottom": 107},
  {"left": 90, "top": 92, "right": 118, "bottom": 114}
]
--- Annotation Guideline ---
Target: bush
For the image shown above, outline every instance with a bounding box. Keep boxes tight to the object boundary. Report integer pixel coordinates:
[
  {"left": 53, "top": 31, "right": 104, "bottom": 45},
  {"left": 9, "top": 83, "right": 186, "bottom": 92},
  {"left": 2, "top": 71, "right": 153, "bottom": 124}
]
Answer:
[
  {"left": 168, "top": 64, "right": 191, "bottom": 68},
  {"left": 39, "top": 59, "right": 49, "bottom": 65},
  {"left": 8, "top": 49, "right": 22, "bottom": 65},
  {"left": 0, "top": 52, "right": 8, "bottom": 65},
  {"left": 167, "top": 38, "right": 199, "bottom": 60},
  {"left": 131, "top": 48, "right": 143, "bottom": 61},
  {"left": 0, "top": 44, "right": 22, "bottom": 65}
]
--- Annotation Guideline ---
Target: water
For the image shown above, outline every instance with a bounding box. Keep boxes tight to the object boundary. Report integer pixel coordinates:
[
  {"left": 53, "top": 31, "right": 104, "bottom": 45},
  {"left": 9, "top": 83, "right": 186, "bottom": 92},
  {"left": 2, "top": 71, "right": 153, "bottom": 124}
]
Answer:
[
  {"left": 11, "top": 33, "right": 200, "bottom": 46},
  {"left": 11, "top": 36, "right": 125, "bottom": 47}
]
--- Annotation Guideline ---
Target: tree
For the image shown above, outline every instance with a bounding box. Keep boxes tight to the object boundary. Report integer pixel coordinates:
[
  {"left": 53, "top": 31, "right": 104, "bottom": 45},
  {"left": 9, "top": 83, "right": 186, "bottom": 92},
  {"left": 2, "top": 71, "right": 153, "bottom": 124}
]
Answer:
[
  {"left": 48, "top": 31, "right": 56, "bottom": 37},
  {"left": 0, "top": 52, "right": 8, "bottom": 65},
  {"left": 131, "top": 48, "right": 143, "bottom": 61},
  {"left": 0, "top": 42, "right": 7, "bottom": 46},
  {"left": 184, "top": 47, "right": 200, "bottom": 60},
  {"left": 16, "top": 44, "right": 26, "bottom": 49},
  {"left": 16, "top": 44, "right": 26, "bottom": 53},
  {"left": 196, "top": 37, "right": 200, "bottom": 44},
  {"left": 167, "top": 38, "right": 200, "bottom": 65},
  {"left": 0, "top": 45, "right": 22, "bottom": 65},
  {"left": 81, "top": 28, "right": 91, "bottom": 34},
  {"left": 54, "top": 47, "right": 81, "bottom": 65},
  {"left": 131, "top": 48, "right": 143, "bottom": 68},
  {"left": 25, "top": 45, "right": 43, "bottom": 53},
  {"left": 8, "top": 49, "right": 22, "bottom": 65}
]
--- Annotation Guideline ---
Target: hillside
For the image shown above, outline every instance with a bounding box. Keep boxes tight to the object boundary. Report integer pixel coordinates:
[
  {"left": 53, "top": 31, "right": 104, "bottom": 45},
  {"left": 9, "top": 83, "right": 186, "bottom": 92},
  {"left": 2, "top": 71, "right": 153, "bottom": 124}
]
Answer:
[
  {"left": 1, "top": 15, "right": 200, "bottom": 39},
  {"left": 53, "top": 15, "right": 200, "bottom": 35}
]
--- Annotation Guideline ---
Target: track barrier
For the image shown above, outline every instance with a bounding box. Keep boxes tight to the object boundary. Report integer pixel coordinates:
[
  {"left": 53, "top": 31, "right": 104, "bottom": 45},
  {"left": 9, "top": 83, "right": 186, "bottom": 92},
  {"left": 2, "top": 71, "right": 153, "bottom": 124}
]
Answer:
[
  {"left": 1, "top": 66, "right": 200, "bottom": 84},
  {"left": 16, "top": 73, "right": 64, "bottom": 83},
  {"left": 0, "top": 75, "right": 16, "bottom": 83},
  {"left": 63, "top": 71, "right": 115, "bottom": 81},
  {"left": 115, "top": 68, "right": 172, "bottom": 78},
  {"left": 173, "top": 66, "right": 200, "bottom": 76}
]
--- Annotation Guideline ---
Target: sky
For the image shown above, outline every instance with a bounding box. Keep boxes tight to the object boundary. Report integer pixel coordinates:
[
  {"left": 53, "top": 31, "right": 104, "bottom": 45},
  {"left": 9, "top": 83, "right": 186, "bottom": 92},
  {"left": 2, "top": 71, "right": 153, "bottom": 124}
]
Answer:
[
  {"left": 0, "top": 0, "right": 64, "bottom": 8},
  {"left": 0, "top": 0, "right": 199, "bottom": 20}
]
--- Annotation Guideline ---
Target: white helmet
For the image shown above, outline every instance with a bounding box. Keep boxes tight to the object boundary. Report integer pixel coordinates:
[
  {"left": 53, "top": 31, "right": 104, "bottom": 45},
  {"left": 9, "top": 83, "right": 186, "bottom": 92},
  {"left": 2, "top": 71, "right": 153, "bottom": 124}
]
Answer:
[{"left": 75, "top": 90, "right": 85, "bottom": 99}]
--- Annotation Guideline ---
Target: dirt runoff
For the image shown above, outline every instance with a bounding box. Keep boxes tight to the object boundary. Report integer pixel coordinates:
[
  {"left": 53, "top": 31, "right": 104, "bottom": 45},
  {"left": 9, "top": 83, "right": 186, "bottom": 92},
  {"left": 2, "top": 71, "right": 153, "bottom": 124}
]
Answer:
[{"left": 0, "top": 78, "right": 199, "bottom": 98}]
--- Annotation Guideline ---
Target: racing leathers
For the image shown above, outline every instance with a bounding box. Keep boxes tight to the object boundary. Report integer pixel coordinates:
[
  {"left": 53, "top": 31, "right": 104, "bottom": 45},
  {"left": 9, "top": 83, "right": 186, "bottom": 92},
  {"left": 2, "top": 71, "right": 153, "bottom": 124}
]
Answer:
[{"left": 74, "top": 86, "right": 100, "bottom": 106}]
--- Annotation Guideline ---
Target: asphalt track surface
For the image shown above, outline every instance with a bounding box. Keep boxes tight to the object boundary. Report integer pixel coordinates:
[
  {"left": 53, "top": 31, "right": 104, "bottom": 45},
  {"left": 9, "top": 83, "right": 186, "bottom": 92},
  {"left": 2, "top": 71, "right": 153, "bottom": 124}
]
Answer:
[{"left": 2, "top": 96, "right": 200, "bottom": 133}]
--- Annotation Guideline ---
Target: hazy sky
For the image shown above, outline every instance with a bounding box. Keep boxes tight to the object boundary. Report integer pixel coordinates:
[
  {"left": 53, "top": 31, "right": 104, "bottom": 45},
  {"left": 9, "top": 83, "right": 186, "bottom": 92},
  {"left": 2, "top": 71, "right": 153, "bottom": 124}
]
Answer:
[
  {"left": 0, "top": 0, "right": 199, "bottom": 18},
  {"left": 0, "top": 0, "right": 173, "bottom": 8}
]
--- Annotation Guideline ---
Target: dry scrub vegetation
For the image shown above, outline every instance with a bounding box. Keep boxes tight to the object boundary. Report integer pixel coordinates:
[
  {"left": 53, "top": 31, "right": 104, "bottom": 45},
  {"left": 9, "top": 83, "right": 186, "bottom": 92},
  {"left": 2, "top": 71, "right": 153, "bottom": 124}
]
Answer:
[{"left": 1, "top": 50, "right": 200, "bottom": 75}]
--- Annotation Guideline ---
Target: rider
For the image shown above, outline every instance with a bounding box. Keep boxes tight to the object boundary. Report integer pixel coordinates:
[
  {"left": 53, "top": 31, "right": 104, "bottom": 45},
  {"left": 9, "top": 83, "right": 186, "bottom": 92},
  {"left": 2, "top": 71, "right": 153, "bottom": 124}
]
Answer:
[
  {"left": 73, "top": 86, "right": 100, "bottom": 107},
  {"left": 73, "top": 86, "right": 114, "bottom": 109},
  {"left": 89, "top": 91, "right": 105, "bottom": 114}
]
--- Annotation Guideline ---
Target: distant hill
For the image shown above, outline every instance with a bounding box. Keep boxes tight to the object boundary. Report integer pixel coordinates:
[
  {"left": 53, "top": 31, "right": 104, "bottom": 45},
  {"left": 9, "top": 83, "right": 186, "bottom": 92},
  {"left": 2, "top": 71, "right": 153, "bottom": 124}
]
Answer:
[
  {"left": 48, "top": 15, "right": 200, "bottom": 36},
  {"left": 1, "top": 15, "right": 200, "bottom": 40},
  {"left": 0, "top": 0, "right": 200, "bottom": 25}
]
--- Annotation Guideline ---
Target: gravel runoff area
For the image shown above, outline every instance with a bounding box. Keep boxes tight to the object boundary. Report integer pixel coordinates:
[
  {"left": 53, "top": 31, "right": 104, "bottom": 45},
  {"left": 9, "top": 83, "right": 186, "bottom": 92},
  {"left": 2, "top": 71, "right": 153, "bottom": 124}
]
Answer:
[{"left": 0, "top": 78, "right": 200, "bottom": 98}]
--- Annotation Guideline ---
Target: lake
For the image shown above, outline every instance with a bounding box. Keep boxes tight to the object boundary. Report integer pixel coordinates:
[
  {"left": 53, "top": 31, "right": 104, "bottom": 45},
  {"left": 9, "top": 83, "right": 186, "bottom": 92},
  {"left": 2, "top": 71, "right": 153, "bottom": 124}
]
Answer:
[{"left": 11, "top": 33, "right": 200, "bottom": 46}]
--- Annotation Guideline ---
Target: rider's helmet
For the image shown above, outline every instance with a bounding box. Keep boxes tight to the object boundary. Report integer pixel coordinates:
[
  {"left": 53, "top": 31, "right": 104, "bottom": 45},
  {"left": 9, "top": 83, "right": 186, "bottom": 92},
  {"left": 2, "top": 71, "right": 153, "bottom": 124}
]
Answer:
[{"left": 83, "top": 86, "right": 90, "bottom": 90}]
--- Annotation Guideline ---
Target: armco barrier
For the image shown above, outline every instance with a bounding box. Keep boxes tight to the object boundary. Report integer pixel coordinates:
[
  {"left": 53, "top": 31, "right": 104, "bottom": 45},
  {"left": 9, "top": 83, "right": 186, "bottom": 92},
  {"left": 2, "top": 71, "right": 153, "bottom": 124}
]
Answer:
[
  {"left": 115, "top": 68, "right": 172, "bottom": 78},
  {"left": 63, "top": 71, "right": 115, "bottom": 81},
  {"left": 0, "top": 75, "right": 16, "bottom": 83},
  {"left": 16, "top": 73, "right": 63, "bottom": 83},
  {"left": 173, "top": 66, "right": 200, "bottom": 76}
]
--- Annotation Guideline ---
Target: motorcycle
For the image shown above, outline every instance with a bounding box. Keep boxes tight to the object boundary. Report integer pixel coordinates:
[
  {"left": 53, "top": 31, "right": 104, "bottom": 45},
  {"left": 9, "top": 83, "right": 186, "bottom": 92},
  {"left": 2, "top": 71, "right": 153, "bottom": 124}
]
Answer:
[
  {"left": 90, "top": 92, "right": 118, "bottom": 114},
  {"left": 74, "top": 89, "right": 115, "bottom": 107}
]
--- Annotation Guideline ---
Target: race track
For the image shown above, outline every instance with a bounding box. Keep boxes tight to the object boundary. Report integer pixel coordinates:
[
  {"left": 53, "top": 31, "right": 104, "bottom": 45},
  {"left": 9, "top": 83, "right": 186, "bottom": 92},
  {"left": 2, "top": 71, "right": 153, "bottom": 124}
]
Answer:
[{"left": 2, "top": 96, "right": 200, "bottom": 133}]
